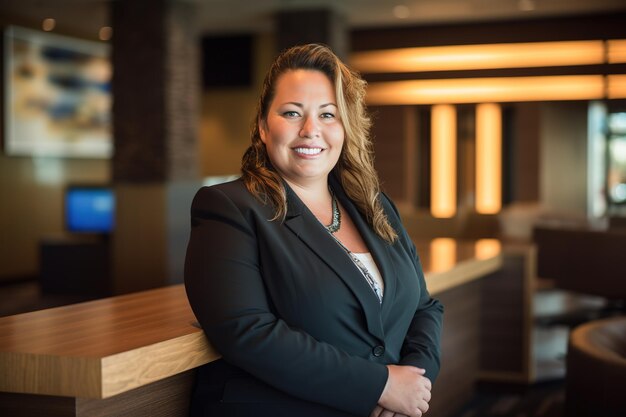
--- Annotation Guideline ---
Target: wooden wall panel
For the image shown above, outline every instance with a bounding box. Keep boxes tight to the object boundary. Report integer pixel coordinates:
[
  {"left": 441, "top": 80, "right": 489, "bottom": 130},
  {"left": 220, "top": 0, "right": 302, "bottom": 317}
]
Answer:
[
  {"left": 479, "top": 246, "right": 535, "bottom": 382},
  {"left": 77, "top": 370, "right": 194, "bottom": 417},
  {"left": 369, "top": 105, "right": 408, "bottom": 201},
  {"left": 429, "top": 280, "right": 482, "bottom": 417},
  {"left": 0, "top": 370, "right": 195, "bottom": 417},
  {"left": 0, "top": 392, "right": 75, "bottom": 417}
]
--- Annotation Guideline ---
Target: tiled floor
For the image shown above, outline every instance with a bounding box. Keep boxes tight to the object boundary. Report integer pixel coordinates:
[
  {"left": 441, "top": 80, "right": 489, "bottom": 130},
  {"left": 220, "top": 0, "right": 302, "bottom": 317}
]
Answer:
[{"left": 451, "top": 379, "right": 565, "bottom": 417}]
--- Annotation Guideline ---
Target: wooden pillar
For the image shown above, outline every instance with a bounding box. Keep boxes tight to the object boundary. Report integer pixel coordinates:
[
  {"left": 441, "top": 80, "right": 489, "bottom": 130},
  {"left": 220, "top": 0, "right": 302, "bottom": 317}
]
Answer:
[
  {"left": 110, "top": 0, "right": 201, "bottom": 293},
  {"left": 112, "top": 0, "right": 198, "bottom": 182},
  {"left": 275, "top": 8, "right": 349, "bottom": 59}
]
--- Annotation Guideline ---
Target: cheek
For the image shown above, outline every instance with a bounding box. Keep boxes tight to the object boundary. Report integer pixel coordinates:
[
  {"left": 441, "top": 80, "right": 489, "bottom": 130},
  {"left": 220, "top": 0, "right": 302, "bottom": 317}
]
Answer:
[
  {"left": 263, "top": 119, "right": 291, "bottom": 146},
  {"left": 329, "top": 124, "right": 345, "bottom": 146}
]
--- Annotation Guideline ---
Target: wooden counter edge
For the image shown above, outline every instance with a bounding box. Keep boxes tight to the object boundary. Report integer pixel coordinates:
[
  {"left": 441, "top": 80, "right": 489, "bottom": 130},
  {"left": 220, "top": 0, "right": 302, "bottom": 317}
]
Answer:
[
  {"left": 0, "top": 331, "right": 221, "bottom": 399},
  {"left": 101, "top": 330, "right": 220, "bottom": 398},
  {"left": 0, "top": 351, "right": 102, "bottom": 398},
  {"left": 427, "top": 254, "right": 503, "bottom": 295}
]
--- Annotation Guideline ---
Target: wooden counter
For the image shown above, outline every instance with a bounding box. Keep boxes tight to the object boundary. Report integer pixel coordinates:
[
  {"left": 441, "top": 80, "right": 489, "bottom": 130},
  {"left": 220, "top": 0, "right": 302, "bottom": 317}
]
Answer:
[
  {"left": 415, "top": 238, "right": 503, "bottom": 295},
  {"left": 0, "top": 285, "right": 219, "bottom": 400},
  {"left": 0, "top": 239, "right": 502, "bottom": 417}
]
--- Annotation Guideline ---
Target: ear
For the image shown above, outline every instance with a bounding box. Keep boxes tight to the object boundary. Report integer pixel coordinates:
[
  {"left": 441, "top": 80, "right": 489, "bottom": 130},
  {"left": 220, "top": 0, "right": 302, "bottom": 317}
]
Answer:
[{"left": 258, "top": 117, "right": 268, "bottom": 144}]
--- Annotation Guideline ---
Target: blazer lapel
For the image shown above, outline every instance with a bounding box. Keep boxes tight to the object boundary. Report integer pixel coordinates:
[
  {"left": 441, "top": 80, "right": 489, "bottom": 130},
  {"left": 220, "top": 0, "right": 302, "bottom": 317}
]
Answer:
[
  {"left": 282, "top": 183, "right": 386, "bottom": 341},
  {"left": 329, "top": 176, "right": 398, "bottom": 318}
]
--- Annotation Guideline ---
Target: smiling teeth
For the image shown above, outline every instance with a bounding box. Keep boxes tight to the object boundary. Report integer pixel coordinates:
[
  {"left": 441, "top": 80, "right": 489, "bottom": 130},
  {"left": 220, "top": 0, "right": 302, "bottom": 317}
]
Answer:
[{"left": 294, "top": 147, "right": 322, "bottom": 155}]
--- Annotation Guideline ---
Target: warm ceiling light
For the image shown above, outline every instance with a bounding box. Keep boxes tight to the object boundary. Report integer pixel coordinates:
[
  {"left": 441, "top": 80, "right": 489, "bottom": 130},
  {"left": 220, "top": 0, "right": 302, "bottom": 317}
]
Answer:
[
  {"left": 365, "top": 75, "right": 605, "bottom": 105},
  {"left": 431, "top": 104, "right": 457, "bottom": 218},
  {"left": 608, "top": 75, "right": 626, "bottom": 99},
  {"left": 42, "top": 18, "right": 56, "bottom": 32},
  {"left": 350, "top": 40, "right": 604, "bottom": 73},
  {"left": 518, "top": 0, "right": 535, "bottom": 12},
  {"left": 393, "top": 5, "right": 410, "bottom": 19},
  {"left": 608, "top": 39, "right": 626, "bottom": 64},
  {"left": 475, "top": 103, "right": 502, "bottom": 214},
  {"left": 99, "top": 26, "right": 113, "bottom": 41}
]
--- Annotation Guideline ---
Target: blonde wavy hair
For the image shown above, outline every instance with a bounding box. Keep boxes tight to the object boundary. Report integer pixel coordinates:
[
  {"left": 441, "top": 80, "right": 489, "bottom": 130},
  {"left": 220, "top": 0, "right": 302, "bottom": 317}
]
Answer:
[{"left": 241, "top": 43, "right": 397, "bottom": 243}]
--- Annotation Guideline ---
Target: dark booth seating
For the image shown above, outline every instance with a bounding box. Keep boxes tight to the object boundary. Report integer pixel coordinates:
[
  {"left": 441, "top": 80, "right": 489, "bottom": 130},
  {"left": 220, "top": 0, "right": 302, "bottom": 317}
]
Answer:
[
  {"left": 534, "top": 225, "right": 626, "bottom": 302},
  {"left": 565, "top": 316, "right": 626, "bottom": 417}
]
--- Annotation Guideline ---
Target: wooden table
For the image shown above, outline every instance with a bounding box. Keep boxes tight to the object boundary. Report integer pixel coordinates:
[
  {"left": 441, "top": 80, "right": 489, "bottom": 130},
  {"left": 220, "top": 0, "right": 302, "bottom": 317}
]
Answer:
[{"left": 0, "top": 240, "right": 502, "bottom": 417}]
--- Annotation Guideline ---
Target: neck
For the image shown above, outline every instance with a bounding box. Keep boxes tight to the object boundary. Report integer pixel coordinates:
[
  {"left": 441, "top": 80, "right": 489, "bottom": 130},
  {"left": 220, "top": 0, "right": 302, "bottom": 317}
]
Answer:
[
  {"left": 284, "top": 177, "right": 332, "bottom": 205},
  {"left": 284, "top": 177, "right": 336, "bottom": 228}
]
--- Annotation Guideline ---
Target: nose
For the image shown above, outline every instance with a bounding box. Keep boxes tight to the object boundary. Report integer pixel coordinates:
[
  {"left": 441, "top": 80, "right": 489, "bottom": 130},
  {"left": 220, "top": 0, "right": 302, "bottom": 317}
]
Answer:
[{"left": 299, "top": 115, "right": 320, "bottom": 138}]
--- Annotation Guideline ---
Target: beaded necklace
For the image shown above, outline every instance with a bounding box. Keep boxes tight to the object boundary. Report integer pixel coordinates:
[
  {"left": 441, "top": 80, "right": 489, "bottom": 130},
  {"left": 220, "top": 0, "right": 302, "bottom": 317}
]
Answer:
[
  {"left": 325, "top": 191, "right": 341, "bottom": 234},
  {"left": 324, "top": 190, "right": 383, "bottom": 303}
]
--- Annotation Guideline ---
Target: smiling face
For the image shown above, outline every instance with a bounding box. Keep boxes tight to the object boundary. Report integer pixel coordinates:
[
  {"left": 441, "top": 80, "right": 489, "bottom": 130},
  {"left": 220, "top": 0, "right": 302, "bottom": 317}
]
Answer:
[{"left": 259, "top": 69, "right": 345, "bottom": 189}]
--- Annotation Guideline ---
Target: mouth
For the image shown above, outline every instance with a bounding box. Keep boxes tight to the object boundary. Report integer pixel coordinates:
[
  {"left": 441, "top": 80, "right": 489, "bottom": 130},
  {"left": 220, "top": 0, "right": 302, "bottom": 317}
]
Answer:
[{"left": 293, "top": 147, "right": 324, "bottom": 156}]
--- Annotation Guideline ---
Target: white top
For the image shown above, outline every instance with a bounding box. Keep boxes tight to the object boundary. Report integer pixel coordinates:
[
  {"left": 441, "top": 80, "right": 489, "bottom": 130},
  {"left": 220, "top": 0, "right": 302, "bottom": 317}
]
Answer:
[{"left": 353, "top": 252, "right": 384, "bottom": 296}]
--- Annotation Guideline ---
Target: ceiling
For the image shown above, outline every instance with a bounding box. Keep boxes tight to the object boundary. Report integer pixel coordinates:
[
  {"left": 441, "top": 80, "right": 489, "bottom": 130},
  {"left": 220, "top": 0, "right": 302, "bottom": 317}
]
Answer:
[
  {"left": 1, "top": 0, "right": 626, "bottom": 38},
  {"left": 190, "top": 0, "right": 626, "bottom": 33}
]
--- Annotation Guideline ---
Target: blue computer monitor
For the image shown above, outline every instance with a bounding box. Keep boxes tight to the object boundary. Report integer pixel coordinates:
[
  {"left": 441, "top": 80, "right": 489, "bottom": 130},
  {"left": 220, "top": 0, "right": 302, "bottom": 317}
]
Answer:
[{"left": 65, "top": 186, "right": 115, "bottom": 234}]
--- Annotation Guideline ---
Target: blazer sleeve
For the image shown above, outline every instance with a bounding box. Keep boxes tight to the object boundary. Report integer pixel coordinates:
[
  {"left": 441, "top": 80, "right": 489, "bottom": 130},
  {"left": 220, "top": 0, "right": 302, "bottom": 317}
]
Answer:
[
  {"left": 184, "top": 186, "right": 388, "bottom": 417},
  {"left": 381, "top": 194, "right": 444, "bottom": 382}
]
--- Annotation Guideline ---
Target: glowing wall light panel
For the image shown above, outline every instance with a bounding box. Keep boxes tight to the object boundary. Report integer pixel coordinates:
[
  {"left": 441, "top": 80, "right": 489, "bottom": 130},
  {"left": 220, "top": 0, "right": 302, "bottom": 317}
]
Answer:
[
  {"left": 476, "top": 103, "right": 502, "bottom": 214},
  {"left": 431, "top": 105, "right": 456, "bottom": 218},
  {"left": 588, "top": 101, "right": 608, "bottom": 219},
  {"left": 607, "top": 39, "right": 626, "bottom": 64},
  {"left": 350, "top": 40, "right": 604, "bottom": 73},
  {"left": 608, "top": 74, "right": 626, "bottom": 99},
  {"left": 430, "top": 238, "right": 457, "bottom": 273},
  {"left": 365, "top": 75, "right": 605, "bottom": 105},
  {"left": 475, "top": 239, "right": 501, "bottom": 261}
]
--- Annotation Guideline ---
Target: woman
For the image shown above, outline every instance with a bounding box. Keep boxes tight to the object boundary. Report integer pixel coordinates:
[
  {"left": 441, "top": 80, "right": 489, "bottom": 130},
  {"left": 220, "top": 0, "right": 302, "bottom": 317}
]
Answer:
[{"left": 184, "top": 44, "right": 443, "bottom": 417}]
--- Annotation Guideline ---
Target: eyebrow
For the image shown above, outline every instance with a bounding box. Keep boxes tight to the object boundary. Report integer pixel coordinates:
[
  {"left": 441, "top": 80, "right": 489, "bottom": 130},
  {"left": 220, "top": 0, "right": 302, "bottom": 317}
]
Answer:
[{"left": 281, "top": 102, "right": 338, "bottom": 109}]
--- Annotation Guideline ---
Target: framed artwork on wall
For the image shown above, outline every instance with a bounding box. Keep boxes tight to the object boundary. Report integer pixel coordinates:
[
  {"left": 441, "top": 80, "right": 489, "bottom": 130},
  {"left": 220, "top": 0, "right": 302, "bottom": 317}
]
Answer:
[{"left": 3, "top": 26, "right": 112, "bottom": 158}]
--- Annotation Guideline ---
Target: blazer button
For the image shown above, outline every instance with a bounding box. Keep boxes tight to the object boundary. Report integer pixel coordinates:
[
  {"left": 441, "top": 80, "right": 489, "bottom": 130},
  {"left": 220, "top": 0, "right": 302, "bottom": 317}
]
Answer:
[{"left": 372, "top": 345, "right": 385, "bottom": 357}]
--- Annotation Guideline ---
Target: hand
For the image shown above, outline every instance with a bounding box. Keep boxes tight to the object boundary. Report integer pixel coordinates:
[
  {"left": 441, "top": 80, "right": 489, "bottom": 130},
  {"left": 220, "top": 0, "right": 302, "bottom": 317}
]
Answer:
[
  {"left": 377, "top": 365, "right": 432, "bottom": 417},
  {"left": 369, "top": 406, "right": 409, "bottom": 417}
]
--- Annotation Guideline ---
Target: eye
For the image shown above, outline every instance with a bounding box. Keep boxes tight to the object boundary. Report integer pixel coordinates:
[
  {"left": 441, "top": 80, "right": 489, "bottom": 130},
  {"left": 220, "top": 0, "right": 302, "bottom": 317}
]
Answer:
[
  {"left": 320, "top": 112, "right": 335, "bottom": 119},
  {"left": 282, "top": 111, "right": 300, "bottom": 118}
]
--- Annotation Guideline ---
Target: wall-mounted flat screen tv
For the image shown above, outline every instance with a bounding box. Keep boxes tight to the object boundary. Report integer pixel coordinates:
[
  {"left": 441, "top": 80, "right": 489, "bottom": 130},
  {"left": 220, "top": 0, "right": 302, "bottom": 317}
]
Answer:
[{"left": 65, "top": 186, "right": 115, "bottom": 234}]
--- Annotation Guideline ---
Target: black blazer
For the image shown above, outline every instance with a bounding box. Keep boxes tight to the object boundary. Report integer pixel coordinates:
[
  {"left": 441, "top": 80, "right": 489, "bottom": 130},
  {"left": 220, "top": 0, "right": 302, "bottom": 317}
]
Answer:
[{"left": 184, "top": 175, "right": 443, "bottom": 417}]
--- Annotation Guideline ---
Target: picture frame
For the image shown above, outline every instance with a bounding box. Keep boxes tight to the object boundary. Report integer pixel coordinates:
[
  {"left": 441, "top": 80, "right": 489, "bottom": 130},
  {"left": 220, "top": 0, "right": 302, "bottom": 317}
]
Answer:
[{"left": 3, "top": 26, "right": 112, "bottom": 158}]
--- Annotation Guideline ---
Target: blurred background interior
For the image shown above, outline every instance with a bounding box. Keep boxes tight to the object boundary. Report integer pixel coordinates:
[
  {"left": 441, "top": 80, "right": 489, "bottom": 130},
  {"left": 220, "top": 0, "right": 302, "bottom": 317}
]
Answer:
[{"left": 1, "top": 1, "right": 626, "bottom": 416}]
